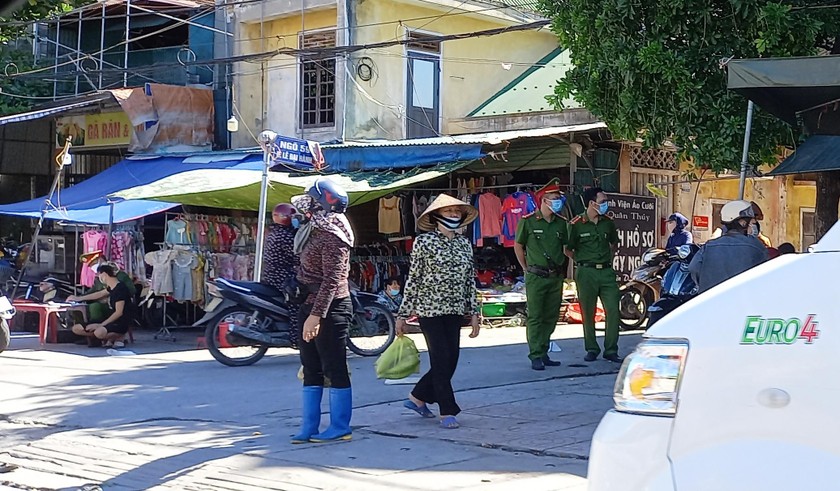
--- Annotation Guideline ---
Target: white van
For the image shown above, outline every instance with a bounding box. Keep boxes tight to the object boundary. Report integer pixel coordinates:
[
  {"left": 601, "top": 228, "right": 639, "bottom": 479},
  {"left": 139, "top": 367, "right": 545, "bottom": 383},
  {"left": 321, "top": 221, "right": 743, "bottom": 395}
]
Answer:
[{"left": 587, "top": 229, "right": 840, "bottom": 491}]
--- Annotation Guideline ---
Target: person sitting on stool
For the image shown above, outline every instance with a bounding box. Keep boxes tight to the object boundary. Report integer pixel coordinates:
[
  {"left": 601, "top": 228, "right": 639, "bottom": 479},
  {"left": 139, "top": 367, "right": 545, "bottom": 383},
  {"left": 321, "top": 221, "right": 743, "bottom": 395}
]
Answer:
[{"left": 71, "top": 264, "right": 135, "bottom": 349}]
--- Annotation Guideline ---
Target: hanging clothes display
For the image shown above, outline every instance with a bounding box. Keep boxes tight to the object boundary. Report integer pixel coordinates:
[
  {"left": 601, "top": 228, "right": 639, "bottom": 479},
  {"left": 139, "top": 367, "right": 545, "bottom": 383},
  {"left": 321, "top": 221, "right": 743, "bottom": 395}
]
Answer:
[
  {"left": 171, "top": 249, "right": 198, "bottom": 302},
  {"left": 500, "top": 191, "right": 537, "bottom": 247},
  {"left": 378, "top": 196, "right": 403, "bottom": 234},
  {"left": 81, "top": 230, "right": 107, "bottom": 287},
  {"left": 144, "top": 249, "right": 177, "bottom": 295},
  {"left": 478, "top": 192, "right": 503, "bottom": 240}
]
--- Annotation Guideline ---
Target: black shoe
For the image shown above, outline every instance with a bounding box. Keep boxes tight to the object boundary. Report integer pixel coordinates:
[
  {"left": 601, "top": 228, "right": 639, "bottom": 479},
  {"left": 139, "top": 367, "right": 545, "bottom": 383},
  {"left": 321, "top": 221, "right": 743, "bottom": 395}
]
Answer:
[
  {"left": 531, "top": 358, "right": 546, "bottom": 371},
  {"left": 603, "top": 354, "right": 623, "bottom": 363},
  {"left": 87, "top": 338, "right": 103, "bottom": 348},
  {"left": 584, "top": 352, "right": 598, "bottom": 362},
  {"left": 541, "top": 356, "right": 562, "bottom": 367}
]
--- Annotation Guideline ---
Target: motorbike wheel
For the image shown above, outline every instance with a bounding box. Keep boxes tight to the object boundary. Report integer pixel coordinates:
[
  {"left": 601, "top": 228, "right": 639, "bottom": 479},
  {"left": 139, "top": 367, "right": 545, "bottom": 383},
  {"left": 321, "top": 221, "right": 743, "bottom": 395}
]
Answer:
[
  {"left": 347, "top": 302, "right": 396, "bottom": 357},
  {"left": 205, "top": 308, "right": 269, "bottom": 367},
  {"left": 619, "top": 286, "right": 650, "bottom": 331},
  {"left": 0, "top": 318, "right": 9, "bottom": 354}
]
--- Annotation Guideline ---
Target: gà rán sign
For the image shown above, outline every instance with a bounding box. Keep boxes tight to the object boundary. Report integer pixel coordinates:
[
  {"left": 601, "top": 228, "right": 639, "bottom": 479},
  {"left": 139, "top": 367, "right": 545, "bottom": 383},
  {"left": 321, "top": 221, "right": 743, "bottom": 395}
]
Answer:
[{"left": 606, "top": 193, "right": 657, "bottom": 281}]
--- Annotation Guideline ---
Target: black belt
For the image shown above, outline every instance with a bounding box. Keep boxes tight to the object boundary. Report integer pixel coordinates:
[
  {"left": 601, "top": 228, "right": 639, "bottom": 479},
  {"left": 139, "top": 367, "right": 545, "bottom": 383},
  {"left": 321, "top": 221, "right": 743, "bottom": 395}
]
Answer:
[
  {"left": 577, "top": 262, "right": 611, "bottom": 270},
  {"left": 527, "top": 265, "right": 562, "bottom": 278}
]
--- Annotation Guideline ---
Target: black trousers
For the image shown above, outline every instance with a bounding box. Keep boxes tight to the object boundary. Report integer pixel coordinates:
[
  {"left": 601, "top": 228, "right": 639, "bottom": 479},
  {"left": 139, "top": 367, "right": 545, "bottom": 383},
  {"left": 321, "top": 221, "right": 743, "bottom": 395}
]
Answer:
[
  {"left": 411, "top": 315, "right": 462, "bottom": 416},
  {"left": 298, "top": 297, "right": 353, "bottom": 388}
]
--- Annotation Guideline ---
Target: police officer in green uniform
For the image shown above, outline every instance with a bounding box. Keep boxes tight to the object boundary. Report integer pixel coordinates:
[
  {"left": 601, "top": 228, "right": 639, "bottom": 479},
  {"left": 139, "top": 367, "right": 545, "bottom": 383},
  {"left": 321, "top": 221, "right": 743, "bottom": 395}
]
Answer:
[
  {"left": 565, "top": 187, "right": 621, "bottom": 363},
  {"left": 514, "top": 179, "right": 568, "bottom": 371}
]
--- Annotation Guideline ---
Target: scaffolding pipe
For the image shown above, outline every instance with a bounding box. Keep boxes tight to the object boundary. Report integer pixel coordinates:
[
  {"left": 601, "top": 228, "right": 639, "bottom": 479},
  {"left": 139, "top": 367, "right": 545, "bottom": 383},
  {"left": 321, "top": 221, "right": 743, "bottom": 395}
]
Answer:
[
  {"left": 53, "top": 17, "right": 60, "bottom": 99},
  {"left": 99, "top": 1, "right": 105, "bottom": 89},
  {"left": 75, "top": 10, "right": 82, "bottom": 95},
  {"left": 123, "top": 0, "right": 130, "bottom": 88}
]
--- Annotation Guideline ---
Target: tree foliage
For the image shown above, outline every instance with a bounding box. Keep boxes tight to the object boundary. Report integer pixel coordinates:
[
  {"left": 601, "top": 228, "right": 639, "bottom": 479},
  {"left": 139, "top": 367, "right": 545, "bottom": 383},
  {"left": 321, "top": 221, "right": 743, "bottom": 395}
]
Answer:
[
  {"left": 541, "top": 0, "right": 840, "bottom": 172},
  {"left": 0, "top": 0, "right": 82, "bottom": 115}
]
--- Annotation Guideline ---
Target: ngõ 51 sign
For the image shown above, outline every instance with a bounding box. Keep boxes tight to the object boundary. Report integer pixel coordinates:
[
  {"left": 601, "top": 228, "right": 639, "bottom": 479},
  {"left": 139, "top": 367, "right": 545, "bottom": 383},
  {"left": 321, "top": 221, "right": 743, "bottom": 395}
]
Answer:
[{"left": 56, "top": 112, "right": 133, "bottom": 148}]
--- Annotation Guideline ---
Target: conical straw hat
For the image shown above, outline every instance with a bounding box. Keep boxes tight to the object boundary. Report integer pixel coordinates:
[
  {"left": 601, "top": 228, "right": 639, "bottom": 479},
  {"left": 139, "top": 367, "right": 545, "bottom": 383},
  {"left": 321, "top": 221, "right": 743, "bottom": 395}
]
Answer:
[{"left": 417, "top": 194, "right": 478, "bottom": 232}]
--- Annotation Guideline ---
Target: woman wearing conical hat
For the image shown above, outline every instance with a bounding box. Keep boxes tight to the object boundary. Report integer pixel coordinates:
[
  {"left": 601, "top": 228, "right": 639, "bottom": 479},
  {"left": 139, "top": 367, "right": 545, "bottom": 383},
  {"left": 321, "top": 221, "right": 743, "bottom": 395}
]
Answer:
[{"left": 396, "top": 194, "right": 481, "bottom": 429}]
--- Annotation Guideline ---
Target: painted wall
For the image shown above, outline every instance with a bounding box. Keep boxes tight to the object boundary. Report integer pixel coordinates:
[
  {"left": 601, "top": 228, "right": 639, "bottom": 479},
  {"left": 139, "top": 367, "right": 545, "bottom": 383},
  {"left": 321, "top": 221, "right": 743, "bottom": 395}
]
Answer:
[
  {"left": 231, "top": 0, "right": 559, "bottom": 146},
  {"left": 674, "top": 162, "right": 816, "bottom": 250},
  {"left": 233, "top": 8, "right": 339, "bottom": 148},
  {"left": 348, "top": 0, "right": 559, "bottom": 139}
]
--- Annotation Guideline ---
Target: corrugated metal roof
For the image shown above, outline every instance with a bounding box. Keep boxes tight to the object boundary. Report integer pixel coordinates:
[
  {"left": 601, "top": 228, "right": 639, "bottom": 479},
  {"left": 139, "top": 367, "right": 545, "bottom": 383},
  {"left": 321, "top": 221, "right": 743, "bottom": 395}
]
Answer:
[
  {"left": 324, "top": 123, "right": 608, "bottom": 149},
  {"left": 468, "top": 48, "right": 580, "bottom": 118},
  {"left": 0, "top": 94, "right": 113, "bottom": 127}
]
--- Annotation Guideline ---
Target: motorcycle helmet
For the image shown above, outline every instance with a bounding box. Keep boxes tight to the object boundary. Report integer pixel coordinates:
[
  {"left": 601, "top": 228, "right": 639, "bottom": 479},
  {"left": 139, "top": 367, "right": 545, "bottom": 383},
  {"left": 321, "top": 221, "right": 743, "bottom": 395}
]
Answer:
[
  {"left": 272, "top": 203, "right": 297, "bottom": 227},
  {"left": 667, "top": 213, "right": 688, "bottom": 228},
  {"left": 720, "top": 200, "right": 755, "bottom": 224},
  {"left": 306, "top": 178, "right": 349, "bottom": 214}
]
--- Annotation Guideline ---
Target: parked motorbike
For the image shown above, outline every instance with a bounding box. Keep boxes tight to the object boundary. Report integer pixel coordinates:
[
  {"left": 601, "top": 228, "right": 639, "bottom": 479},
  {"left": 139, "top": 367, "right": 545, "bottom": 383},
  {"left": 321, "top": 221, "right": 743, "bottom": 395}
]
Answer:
[
  {"left": 0, "top": 295, "right": 16, "bottom": 354},
  {"left": 618, "top": 247, "right": 671, "bottom": 330},
  {"left": 197, "top": 278, "right": 396, "bottom": 367},
  {"left": 646, "top": 244, "right": 699, "bottom": 328}
]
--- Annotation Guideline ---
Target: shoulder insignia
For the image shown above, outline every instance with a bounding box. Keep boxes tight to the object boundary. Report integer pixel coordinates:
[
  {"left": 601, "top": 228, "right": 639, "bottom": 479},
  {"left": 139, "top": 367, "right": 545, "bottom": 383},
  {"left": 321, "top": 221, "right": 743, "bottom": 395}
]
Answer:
[
  {"left": 569, "top": 216, "right": 582, "bottom": 225},
  {"left": 522, "top": 212, "right": 535, "bottom": 219}
]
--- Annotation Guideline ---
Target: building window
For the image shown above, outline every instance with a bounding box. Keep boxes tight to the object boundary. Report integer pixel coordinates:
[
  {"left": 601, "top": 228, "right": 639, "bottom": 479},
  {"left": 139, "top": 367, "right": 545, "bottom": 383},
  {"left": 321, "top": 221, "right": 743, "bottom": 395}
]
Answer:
[{"left": 300, "top": 30, "right": 336, "bottom": 129}]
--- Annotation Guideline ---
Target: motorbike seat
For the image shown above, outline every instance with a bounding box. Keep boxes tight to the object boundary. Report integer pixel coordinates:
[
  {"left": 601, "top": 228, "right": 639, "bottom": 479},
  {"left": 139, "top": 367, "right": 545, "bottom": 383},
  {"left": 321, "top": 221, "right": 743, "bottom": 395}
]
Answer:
[{"left": 217, "top": 279, "right": 282, "bottom": 299}]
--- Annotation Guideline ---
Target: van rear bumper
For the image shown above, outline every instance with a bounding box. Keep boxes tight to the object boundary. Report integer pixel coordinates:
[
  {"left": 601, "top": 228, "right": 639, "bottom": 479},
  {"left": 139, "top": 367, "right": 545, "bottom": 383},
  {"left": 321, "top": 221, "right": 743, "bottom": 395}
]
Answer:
[{"left": 588, "top": 410, "right": 675, "bottom": 491}]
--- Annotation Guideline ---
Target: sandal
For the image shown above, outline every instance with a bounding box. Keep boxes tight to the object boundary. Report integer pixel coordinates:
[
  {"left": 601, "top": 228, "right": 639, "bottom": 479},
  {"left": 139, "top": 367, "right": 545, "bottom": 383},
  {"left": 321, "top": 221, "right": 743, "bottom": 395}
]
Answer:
[
  {"left": 440, "top": 416, "right": 459, "bottom": 429},
  {"left": 112, "top": 341, "right": 125, "bottom": 349},
  {"left": 103, "top": 341, "right": 114, "bottom": 348},
  {"left": 403, "top": 400, "right": 436, "bottom": 418}
]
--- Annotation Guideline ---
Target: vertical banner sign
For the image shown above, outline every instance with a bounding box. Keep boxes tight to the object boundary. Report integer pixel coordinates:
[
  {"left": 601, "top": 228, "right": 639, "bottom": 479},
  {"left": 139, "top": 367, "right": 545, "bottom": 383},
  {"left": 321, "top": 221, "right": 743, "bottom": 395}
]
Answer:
[
  {"left": 607, "top": 193, "right": 657, "bottom": 281},
  {"left": 268, "top": 135, "right": 326, "bottom": 171}
]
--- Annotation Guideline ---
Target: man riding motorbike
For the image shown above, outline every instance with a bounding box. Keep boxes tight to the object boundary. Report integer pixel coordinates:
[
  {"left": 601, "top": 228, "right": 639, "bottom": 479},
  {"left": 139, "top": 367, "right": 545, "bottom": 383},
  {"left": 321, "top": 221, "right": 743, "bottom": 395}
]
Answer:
[{"left": 689, "top": 200, "right": 769, "bottom": 294}]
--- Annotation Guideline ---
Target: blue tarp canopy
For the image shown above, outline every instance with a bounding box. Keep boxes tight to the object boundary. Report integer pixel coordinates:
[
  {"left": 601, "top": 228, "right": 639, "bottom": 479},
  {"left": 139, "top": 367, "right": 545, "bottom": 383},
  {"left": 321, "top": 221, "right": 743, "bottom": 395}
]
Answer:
[
  {"left": 0, "top": 152, "right": 265, "bottom": 225},
  {"left": 320, "top": 143, "right": 483, "bottom": 172},
  {"left": 0, "top": 142, "right": 485, "bottom": 224},
  {"left": 768, "top": 134, "right": 840, "bottom": 176}
]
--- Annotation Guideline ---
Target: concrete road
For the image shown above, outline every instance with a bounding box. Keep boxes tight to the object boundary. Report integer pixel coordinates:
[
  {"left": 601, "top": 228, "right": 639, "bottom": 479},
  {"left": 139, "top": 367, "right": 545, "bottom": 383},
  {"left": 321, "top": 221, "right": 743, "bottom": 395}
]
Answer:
[{"left": 0, "top": 324, "right": 642, "bottom": 490}]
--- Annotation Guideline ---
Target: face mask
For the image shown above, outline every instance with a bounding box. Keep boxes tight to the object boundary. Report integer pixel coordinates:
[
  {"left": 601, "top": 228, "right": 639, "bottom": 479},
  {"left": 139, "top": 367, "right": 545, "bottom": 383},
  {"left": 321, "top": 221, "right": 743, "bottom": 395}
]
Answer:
[
  {"left": 435, "top": 214, "right": 465, "bottom": 231},
  {"left": 389, "top": 288, "right": 400, "bottom": 296},
  {"left": 748, "top": 223, "right": 759, "bottom": 237},
  {"left": 291, "top": 217, "right": 301, "bottom": 229},
  {"left": 548, "top": 197, "right": 566, "bottom": 214},
  {"left": 90, "top": 263, "right": 100, "bottom": 274},
  {"left": 597, "top": 202, "right": 609, "bottom": 215}
]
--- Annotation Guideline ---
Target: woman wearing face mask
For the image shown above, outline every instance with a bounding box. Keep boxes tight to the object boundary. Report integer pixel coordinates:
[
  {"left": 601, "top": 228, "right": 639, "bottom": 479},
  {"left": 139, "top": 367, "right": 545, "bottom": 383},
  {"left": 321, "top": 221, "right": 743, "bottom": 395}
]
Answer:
[
  {"left": 263, "top": 203, "right": 299, "bottom": 292},
  {"left": 664, "top": 213, "right": 693, "bottom": 253},
  {"left": 290, "top": 178, "right": 355, "bottom": 444},
  {"left": 396, "top": 194, "right": 481, "bottom": 429},
  {"left": 376, "top": 277, "right": 403, "bottom": 313}
]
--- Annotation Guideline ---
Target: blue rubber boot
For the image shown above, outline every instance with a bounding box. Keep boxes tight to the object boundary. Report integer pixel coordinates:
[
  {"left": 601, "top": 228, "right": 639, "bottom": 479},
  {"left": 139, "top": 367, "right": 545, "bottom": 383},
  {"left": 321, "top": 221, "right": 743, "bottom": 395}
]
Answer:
[
  {"left": 290, "top": 386, "right": 323, "bottom": 444},
  {"left": 310, "top": 387, "right": 352, "bottom": 443}
]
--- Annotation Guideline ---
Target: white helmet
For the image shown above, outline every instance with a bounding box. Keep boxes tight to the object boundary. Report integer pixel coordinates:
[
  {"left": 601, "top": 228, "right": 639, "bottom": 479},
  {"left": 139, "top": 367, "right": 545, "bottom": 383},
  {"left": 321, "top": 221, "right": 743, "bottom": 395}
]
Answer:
[{"left": 720, "top": 200, "right": 755, "bottom": 223}]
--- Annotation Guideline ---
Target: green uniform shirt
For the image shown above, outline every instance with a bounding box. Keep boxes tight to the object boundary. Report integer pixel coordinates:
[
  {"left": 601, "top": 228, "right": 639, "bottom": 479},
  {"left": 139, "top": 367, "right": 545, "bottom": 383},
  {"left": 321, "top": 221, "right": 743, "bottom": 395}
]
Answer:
[
  {"left": 515, "top": 210, "right": 568, "bottom": 271},
  {"left": 567, "top": 212, "right": 619, "bottom": 264}
]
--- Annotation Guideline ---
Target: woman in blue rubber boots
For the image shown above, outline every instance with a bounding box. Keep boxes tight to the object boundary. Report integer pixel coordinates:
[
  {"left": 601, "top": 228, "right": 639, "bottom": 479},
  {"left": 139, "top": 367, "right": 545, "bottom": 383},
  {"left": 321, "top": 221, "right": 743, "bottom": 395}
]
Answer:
[{"left": 290, "top": 178, "right": 355, "bottom": 444}]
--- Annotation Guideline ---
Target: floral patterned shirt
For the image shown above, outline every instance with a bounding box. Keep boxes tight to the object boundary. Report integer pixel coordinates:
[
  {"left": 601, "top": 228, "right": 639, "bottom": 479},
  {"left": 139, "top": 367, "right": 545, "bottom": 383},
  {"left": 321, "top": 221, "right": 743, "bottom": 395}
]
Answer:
[{"left": 398, "top": 231, "right": 479, "bottom": 319}]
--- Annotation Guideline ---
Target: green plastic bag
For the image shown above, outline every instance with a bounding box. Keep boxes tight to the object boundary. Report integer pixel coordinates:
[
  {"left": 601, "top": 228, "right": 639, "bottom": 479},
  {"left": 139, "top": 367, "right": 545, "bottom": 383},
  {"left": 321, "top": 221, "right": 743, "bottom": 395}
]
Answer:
[{"left": 375, "top": 336, "right": 420, "bottom": 380}]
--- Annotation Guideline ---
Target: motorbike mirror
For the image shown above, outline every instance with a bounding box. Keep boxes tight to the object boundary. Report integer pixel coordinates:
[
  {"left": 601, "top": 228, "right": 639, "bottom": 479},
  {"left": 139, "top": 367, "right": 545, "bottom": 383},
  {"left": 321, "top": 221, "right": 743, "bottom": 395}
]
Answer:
[{"left": 677, "top": 245, "right": 693, "bottom": 259}]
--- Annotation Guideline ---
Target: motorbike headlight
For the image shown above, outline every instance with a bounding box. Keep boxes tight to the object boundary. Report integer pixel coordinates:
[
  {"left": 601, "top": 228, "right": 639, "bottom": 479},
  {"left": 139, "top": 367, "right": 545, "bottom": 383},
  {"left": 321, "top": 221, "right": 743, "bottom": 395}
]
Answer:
[{"left": 613, "top": 339, "right": 689, "bottom": 417}]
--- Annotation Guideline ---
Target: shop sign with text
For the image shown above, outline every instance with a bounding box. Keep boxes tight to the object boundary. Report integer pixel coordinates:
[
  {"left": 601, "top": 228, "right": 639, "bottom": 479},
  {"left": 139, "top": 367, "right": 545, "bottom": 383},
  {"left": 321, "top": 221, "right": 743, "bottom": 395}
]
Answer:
[
  {"left": 608, "top": 193, "right": 657, "bottom": 281},
  {"left": 56, "top": 112, "right": 133, "bottom": 148}
]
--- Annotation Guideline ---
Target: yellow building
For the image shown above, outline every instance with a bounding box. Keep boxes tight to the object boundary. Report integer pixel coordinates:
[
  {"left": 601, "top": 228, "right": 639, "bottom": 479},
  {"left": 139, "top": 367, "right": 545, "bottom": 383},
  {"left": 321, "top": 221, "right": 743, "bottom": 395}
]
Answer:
[
  {"left": 672, "top": 165, "right": 817, "bottom": 252},
  {"left": 228, "top": 0, "right": 592, "bottom": 147}
]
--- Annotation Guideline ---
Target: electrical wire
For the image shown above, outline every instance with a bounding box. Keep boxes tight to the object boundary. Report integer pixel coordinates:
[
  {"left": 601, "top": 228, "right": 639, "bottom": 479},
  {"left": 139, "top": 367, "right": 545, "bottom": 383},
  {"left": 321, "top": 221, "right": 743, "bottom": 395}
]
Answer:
[{"left": 6, "top": 19, "right": 550, "bottom": 80}]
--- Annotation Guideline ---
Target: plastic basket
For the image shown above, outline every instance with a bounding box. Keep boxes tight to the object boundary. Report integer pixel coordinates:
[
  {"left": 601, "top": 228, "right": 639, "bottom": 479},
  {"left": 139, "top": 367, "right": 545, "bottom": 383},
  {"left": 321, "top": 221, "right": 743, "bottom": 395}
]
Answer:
[{"left": 482, "top": 302, "right": 506, "bottom": 317}]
